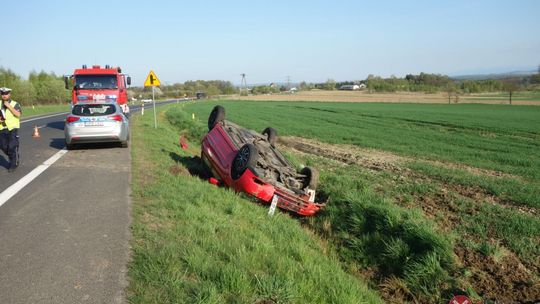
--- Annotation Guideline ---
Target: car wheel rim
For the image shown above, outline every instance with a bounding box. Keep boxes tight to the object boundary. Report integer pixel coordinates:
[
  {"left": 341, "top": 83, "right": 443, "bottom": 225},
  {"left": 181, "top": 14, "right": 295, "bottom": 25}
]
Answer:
[{"left": 237, "top": 146, "right": 249, "bottom": 169}]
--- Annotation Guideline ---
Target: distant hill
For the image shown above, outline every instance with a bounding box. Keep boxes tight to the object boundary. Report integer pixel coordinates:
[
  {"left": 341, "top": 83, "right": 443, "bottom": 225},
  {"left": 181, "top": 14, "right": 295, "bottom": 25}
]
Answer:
[{"left": 451, "top": 70, "right": 536, "bottom": 80}]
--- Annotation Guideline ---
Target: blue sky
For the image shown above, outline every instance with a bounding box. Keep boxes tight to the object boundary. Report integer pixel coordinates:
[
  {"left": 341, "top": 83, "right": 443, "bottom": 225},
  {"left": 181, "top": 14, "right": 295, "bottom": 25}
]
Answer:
[{"left": 2, "top": 0, "right": 539, "bottom": 85}]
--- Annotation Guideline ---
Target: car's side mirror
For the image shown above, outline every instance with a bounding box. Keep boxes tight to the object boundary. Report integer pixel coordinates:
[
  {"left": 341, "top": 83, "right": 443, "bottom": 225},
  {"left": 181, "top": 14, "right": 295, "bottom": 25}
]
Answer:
[
  {"left": 64, "top": 76, "right": 69, "bottom": 89},
  {"left": 127, "top": 76, "right": 131, "bottom": 86}
]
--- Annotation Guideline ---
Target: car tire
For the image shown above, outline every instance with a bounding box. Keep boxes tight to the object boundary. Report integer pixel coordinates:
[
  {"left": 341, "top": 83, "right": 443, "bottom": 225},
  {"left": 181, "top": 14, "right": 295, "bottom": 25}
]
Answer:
[
  {"left": 121, "top": 141, "right": 128, "bottom": 148},
  {"left": 231, "top": 143, "right": 258, "bottom": 180},
  {"left": 301, "top": 166, "right": 319, "bottom": 190},
  {"left": 208, "top": 105, "right": 225, "bottom": 131},
  {"left": 66, "top": 143, "right": 75, "bottom": 150},
  {"left": 262, "top": 127, "right": 278, "bottom": 147}
]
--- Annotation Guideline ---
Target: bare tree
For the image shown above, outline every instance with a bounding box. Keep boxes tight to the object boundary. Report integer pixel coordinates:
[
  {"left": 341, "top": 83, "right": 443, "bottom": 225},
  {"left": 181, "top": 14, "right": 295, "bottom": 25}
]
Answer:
[
  {"left": 503, "top": 82, "right": 519, "bottom": 105},
  {"left": 446, "top": 83, "right": 457, "bottom": 104}
]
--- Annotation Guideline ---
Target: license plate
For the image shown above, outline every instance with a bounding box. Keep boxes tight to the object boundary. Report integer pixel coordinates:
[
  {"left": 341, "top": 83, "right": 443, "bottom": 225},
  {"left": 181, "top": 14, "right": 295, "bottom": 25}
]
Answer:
[{"left": 84, "top": 121, "right": 104, "bottom": 126}]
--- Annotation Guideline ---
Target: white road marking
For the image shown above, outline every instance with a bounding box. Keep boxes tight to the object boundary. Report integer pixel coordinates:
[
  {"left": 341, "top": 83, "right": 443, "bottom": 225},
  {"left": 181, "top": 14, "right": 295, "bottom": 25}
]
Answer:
[
  {"left": 21, "top": 112, "right": 68, "bottom": 124},
  {"left": 0, "top": 149, "right": 68, "bottom": 208}
]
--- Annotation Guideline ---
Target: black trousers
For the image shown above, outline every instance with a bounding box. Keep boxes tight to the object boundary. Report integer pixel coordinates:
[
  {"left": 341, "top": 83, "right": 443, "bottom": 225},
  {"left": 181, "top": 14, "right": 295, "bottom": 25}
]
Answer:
[{"left": 0, "top": 128, "right": 20, "bottom": 169}]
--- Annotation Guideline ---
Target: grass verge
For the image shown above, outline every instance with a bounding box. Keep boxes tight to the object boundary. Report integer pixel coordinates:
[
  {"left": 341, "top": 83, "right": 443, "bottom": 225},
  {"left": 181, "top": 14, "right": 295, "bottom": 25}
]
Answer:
[
  {"left": 128, "top": 105, "right": 383, "bottom": 303},
  {"left": 23, "top": 103, "right": 70, "bottom": 118}
]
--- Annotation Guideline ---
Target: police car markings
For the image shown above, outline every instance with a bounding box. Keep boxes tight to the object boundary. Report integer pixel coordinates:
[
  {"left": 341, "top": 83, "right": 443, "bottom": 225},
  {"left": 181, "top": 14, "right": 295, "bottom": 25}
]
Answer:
[{"left": 0, "top": 149, "right": 68, "bottom": 208}]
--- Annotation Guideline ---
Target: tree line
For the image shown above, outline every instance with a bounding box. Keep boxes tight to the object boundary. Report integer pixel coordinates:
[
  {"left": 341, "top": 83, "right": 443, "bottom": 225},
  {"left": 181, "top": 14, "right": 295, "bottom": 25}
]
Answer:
[
  {"left": 363, "top": 73, "right": 528, "bottom": 94},
  {"left": 304, "top": 71, "right": 540, "bottom": 94},
  {"left": 0, "top": 68, "right": 69, "bottom": 105},
  {"left": 0, "top": 68, "right": 238, "bottom": 104},
  {"left": 2, "top": 66, "right": 539, "bottom": 104}
]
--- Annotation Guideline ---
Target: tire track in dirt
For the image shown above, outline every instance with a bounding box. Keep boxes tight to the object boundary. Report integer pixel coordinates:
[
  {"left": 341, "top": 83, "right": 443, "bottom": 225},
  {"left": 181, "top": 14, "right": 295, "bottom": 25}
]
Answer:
[{"left": 278, "top": 136, "right": 536, "bottom": 216}]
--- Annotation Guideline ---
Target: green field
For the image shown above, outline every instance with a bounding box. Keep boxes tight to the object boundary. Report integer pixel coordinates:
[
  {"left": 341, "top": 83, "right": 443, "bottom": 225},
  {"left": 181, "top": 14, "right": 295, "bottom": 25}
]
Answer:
[
  {"left": 463, "top": 91, "right": 540, "bottom": 102},
  {"left": 129, "top": 100, "right": 540, "bottom": 303}
]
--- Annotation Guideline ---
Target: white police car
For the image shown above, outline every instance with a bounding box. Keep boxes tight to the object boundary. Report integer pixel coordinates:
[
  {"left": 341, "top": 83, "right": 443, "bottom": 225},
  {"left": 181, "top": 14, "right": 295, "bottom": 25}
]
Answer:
[{"left": 64, "top": 102, "right": 129, "bottom": 149}]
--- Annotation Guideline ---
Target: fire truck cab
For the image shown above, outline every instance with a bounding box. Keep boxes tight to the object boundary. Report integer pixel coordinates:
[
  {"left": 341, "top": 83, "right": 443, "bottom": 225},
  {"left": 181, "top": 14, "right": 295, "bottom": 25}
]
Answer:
[{"left": 65, "top": 64, "right": 131, "bottom": 114}]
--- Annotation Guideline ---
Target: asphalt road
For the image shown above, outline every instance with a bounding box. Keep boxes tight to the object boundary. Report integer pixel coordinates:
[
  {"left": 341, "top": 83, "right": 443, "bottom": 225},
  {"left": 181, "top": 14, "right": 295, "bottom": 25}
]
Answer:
[{"left": 0, "top": 100, "right": 181, "bottom": 303}]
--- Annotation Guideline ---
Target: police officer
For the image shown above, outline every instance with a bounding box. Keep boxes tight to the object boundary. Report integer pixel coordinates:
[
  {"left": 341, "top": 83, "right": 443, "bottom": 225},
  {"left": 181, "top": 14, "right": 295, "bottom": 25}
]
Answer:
[{"left": 0, "top": 87, "right": 21, "bottom": 172}]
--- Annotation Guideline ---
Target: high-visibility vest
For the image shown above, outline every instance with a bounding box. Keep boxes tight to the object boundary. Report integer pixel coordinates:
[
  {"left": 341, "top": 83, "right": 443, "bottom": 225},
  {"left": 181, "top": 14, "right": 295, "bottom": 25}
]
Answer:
[{"left": 2, "top": 100, "right": 20, "bottom": 130}]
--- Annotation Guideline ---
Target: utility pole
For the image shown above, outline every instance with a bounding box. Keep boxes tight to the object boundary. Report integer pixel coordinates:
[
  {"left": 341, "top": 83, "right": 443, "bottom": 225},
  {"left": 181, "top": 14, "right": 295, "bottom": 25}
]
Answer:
[
  {"left": 286, "top": 75, "right": 291, "bottom": 91},
  {"left": 240, "top": 73, "right": 247, "bottom": 95}
]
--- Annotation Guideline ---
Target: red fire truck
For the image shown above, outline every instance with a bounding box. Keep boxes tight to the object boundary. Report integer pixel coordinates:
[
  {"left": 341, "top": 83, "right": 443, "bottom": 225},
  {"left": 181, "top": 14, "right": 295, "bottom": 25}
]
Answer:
[{"left": 64, "top": 64, "right": 131, "bottom": 113}]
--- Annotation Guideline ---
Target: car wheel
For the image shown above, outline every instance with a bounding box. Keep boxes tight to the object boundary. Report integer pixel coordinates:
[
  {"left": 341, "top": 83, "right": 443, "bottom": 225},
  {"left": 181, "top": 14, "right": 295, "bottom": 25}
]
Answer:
[
  {"left": 301, "top": 166, "right": 319, "bottom": 190},
  {"left": 231, "top": 143, "right": 258, "bottom": 180},
  {"left": 262, "top": 127, "right": 277, "bottom": 147},
  {"left": 208, "top": 105, "right": 225, "bottom": 131},
  {"left": 121, "top": 141, "right": 128, "bottom": 148}
]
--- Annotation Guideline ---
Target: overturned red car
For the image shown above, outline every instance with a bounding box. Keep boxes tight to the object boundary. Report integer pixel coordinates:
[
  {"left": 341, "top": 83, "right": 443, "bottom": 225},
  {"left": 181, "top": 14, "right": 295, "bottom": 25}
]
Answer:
[{"left": 201, "top": 105, "right": 326, "bottom": 216}]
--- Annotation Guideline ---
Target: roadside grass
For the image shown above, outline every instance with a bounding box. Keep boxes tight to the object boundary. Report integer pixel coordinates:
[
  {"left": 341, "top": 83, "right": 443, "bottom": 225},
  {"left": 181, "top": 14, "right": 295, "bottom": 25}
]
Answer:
[
  {"left": 128, "top": 105, "right": 383, "bottom": 304},
  {"left": 309, "top": 165, "right": 456, "bottom": 302},
  {"left": 183, "top": 101, "right": 540, "bottom": 180},
  {"left": 23, "top": 103, "right": 69, "bottom": 118}
]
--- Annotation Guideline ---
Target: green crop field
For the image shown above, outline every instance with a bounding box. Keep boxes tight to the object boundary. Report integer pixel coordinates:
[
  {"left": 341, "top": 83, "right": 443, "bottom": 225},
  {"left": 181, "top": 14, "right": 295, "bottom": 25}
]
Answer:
[
  {"left": 129, "top": 100, "right": 540, "bottom": 303},
  {"left": 462, "top": 91, "right": 540, "bottom": 102}
]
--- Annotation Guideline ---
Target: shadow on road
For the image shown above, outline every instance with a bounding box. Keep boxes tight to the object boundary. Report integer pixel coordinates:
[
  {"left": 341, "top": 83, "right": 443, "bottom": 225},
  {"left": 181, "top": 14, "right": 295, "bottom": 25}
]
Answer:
[
  {"left": 68, "top": 142, "right": 125, "bottom": 150},
  {"left": 46, "top": 121, "right": 65, "bottom": 131},
  {"left": 0, "top": 155, "right": 9, "bottom": 169},
  {"left": 49, "top": 138, "right": 67, "bottom": 150}
]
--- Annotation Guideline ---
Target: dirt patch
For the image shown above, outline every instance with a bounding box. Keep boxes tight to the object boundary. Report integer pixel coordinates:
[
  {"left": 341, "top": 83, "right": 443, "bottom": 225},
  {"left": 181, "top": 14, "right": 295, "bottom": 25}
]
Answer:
[
  {"left": 378, "top": 276, "right": 417, "bottom": 304},
  {"left": 278, "top": 136, "right": 520, "bottom": 180},
  {"left": 278, "top": 136, "right": 404, "bottom": 172},
  {"left": 169, "top": 165, "right": 190, "bottom": 176},
  {"left": 455, "top": 246, "right": 540, "bottom": 303},
  {"left": 230, "top": 90, "right": 540, "bottom": 105}
]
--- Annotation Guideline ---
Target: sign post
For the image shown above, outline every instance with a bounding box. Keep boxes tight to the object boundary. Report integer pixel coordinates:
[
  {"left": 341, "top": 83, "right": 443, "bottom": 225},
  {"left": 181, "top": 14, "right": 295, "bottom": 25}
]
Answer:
[{"left": 144, "top": 70, "right": 161, "bottom": 128}]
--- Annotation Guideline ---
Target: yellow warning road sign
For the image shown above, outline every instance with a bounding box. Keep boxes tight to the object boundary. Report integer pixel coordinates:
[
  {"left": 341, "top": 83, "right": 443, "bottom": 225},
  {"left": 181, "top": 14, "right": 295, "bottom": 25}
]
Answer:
[{"left": 144, "top": 70, "right": 161, "bottom": 87}]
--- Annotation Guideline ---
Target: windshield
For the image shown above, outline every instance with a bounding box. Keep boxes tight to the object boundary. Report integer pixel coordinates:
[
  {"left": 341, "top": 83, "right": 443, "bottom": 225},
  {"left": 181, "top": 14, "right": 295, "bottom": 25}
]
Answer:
[
  {"left": 75, "top": 75, "right": 118, "bottom": 89},
  {"left": 72, "top": 104, "right": 117, "bottom": 116}
]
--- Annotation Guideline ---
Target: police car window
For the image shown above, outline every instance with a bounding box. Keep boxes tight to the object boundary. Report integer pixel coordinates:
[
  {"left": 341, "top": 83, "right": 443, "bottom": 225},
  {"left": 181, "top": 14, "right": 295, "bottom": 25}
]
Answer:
[{"left": 73, "top": 104, "right": 116, "bottom": 116}]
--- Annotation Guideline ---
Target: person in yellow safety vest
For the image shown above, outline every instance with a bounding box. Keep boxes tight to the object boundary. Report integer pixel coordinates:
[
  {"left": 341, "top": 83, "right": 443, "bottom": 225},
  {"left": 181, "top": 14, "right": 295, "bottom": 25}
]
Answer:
[{"left": 0, "top": 87, "right": 21, "bottom": 172}]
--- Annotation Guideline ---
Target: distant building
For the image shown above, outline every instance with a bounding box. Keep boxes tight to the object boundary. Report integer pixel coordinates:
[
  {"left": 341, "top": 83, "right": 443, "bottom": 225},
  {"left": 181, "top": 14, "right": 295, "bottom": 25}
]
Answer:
[
  {"left": 196, "top": 92, "right": 206, "bottom": 99},
  {"left": 339, "top": 84, "right": 364, "bottom": 90}
]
